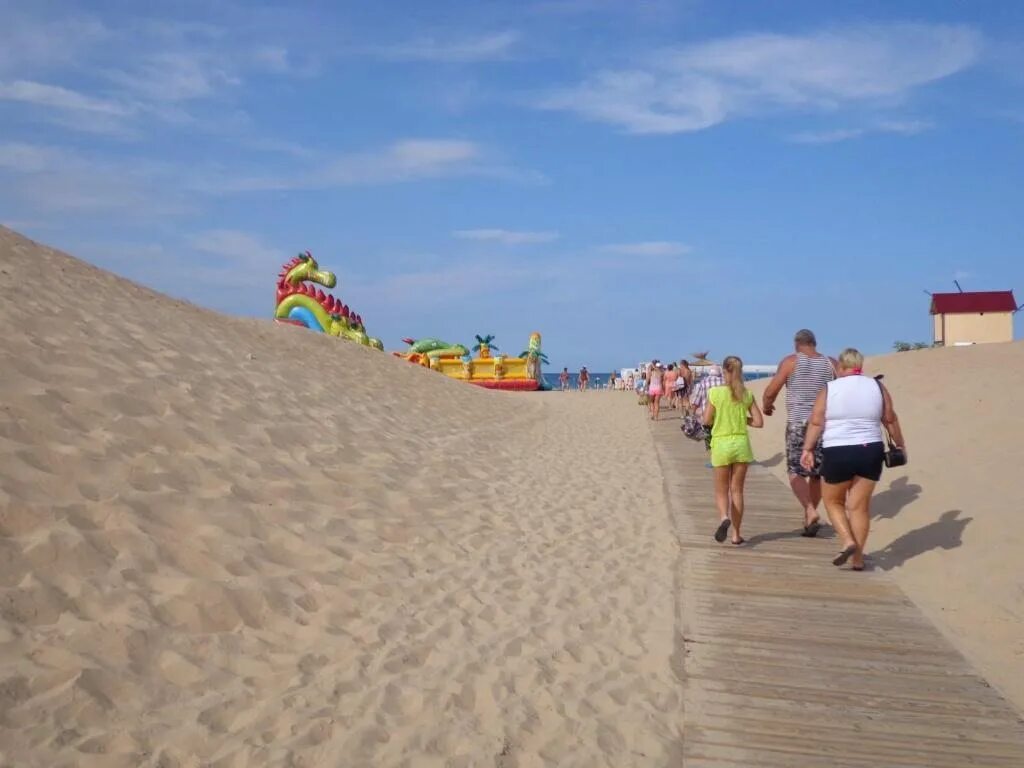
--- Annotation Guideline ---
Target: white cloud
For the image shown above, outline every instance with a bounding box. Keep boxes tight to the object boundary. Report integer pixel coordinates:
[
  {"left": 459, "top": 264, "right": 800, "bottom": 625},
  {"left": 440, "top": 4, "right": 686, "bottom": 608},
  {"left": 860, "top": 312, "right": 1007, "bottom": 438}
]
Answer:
[
  {"left": 0, "top": 79, "right": 128, "bottom": 114},
  {"left": 0, "top": 12, "right": 298, "bottom": 138},
  {"left": 0, "top": 219, "right": 44, "bottom": 232},
  {"left": 189, "top": 229, "right": 282, "bottom": 267},
  {"left": 105, "top": 51, "right": 241, "bottom": 103},
  {"left": 875, "top": 119, "right": 933, "bottom": 135},
  {"left": 0, "top": 142, "right": 66, "bottom": 172},
  {"left": 375, "top": 31, "right": 520, "bottom": 62},
  {"left": 539, "top": 24, "right": 981, "bottom": 134},
  {"left": 789, "top": 118, "right": 933, "bottom": 144},
  {"left": 205, "top": 139, "right": 510, "bottom": 192},
  {"left": 0, "top": 13, "right": 108, "bottom": 75},
  {"left": 530, "top": 0, "right": 679, "bottom": 18},
  {"left": 789, "top": 128, "right": 867, "bottom": 144},
  {"left": 0, "top": 141, "right": 189, "bottom": 216},
  {"left": 601, "top": 241, "right": 690, "bottom": 256},
  {"left": 453, "top": 229, "right": 559, "bottom": 245}
]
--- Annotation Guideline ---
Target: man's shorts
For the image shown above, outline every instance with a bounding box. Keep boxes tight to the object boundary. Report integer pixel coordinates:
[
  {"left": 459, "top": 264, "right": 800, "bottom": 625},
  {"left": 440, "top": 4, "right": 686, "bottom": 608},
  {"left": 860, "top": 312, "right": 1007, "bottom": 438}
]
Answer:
[
  {"left": 711, "top": 435, "right": 754, "bottom": 467},
  {"left": 786, "top": 422, "right": 823, "bottom": 477}
]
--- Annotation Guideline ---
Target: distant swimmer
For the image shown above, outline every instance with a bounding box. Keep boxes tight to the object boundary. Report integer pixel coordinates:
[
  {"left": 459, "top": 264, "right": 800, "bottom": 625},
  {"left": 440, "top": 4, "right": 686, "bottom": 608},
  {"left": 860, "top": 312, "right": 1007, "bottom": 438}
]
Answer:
[
  {"left": 703, "top": 356, "right": 764, "bottom": 545},
  {"left": 762, "top": 329, "right": 837, "bottom": 537}
]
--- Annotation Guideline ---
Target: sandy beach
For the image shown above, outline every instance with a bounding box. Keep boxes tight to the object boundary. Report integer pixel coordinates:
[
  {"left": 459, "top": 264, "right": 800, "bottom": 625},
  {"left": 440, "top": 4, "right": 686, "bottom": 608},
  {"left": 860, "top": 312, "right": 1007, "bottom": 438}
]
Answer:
[
  {"left": 2, "top": 226, "right": 1023, "bottom": 766},
  {"left": 748, "top": 344, "right": 1024, "bottom": 714},
  {"left": 0, "top": 228, "right": 682, "bottom": 766}
]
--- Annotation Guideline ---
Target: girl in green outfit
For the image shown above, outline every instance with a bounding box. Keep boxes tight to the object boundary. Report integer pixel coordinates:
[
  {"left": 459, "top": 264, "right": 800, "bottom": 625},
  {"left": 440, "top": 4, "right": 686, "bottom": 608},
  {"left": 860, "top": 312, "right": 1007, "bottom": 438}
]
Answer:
[{"left": 703, "top": 356, "right": 764, "bottom": 545}]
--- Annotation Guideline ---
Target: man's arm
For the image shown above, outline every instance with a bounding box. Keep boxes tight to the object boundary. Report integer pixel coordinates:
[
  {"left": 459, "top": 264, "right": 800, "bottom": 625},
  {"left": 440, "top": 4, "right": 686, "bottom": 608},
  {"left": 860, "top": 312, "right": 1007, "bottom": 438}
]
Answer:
[{"left": 762, "top": 355, "right": 796, "bottom": 416}]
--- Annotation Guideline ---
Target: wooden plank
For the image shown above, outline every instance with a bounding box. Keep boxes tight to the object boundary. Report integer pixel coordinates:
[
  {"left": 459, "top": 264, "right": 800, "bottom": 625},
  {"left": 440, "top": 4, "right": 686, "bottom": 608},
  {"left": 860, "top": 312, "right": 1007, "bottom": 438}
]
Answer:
[{"left": 651, "top": 419, "right": 1024, "bottom": 766}]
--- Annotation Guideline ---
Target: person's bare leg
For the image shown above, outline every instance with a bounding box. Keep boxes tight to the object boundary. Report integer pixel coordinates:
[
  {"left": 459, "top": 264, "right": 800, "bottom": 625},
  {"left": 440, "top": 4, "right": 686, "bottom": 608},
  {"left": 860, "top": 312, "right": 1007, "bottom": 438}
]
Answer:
[
  {"left": 788, "top": 474, "right": 820, "bottom": 527},
  {"left": 652, "top": 395, "right": 661, "bottom": 421},
  {"left": 729, "top": 463, "right": 748, "bottom": 543},
  {"left": 809, "top": 477, "right": 823, "bottom": 514},
  {"left": 846, "top": 477, "right": 877, "bottom": 569},
  {"left": 714, "top": 466, "right": 731, "bottom": 521},
  {"left": 821, "top": 480, "right": 856, "bottom": 550}
]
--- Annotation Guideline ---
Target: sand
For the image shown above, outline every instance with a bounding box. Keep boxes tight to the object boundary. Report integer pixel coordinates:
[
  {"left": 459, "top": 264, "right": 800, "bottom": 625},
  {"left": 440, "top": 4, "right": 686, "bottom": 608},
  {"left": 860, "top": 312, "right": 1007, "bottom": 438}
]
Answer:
[
  {"left": 0, "top": 227, "right": 682, "bottom": 767},
  {"left": 3, "top": 225, "right": 1023, "bottom": 766},
  {"left": 747, "top": 344, "right": 1024, "bottom": 713}
]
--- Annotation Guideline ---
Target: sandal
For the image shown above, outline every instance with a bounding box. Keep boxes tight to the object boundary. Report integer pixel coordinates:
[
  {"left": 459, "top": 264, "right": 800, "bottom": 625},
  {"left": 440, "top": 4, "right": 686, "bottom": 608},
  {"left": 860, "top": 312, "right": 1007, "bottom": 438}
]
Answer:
[
  {"left": 801, "top": 519, "right": 822, "bottom": 538},
  {"left": 832, "top": 544, "right": 857, "bottom": 567},
  {"left": 714, "top": 518, "right": 731, "bottom": 543}
]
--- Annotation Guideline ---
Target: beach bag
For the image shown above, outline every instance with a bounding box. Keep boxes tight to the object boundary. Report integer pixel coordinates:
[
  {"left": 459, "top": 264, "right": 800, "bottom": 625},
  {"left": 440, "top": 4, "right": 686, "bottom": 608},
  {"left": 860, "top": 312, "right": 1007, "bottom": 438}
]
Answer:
[{"left": 681, "top": 413, "right": 704, "bottom": 440}]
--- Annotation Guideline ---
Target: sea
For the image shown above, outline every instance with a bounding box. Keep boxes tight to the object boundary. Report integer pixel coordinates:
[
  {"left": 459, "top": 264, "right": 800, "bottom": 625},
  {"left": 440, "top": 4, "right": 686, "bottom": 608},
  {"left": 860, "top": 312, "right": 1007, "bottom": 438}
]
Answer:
[{"left": 541, "top": 371, "right": 773, "bottom": 390}]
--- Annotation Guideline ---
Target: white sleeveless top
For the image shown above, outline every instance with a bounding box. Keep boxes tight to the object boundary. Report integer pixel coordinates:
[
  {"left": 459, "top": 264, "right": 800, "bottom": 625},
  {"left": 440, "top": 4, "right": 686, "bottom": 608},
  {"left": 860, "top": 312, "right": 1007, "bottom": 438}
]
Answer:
[{"left": 822, "top": 376, "right": 884, "bottom": 448}]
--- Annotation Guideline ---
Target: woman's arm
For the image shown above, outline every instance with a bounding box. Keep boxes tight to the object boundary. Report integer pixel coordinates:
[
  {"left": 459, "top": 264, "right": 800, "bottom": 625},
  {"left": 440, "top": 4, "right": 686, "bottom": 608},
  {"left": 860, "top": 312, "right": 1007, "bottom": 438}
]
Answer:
[
  {"left": 703, "top": 400, "right": 716, "bottom": 428},
  {"left": 880, "top": 383, "right": 906, "bottom": 448},
  {"left": 747, "top": 399, "right": 764, "bottom": 428},
  {"left": 801, "top": 389, "right": 827, "bottom": 452}
]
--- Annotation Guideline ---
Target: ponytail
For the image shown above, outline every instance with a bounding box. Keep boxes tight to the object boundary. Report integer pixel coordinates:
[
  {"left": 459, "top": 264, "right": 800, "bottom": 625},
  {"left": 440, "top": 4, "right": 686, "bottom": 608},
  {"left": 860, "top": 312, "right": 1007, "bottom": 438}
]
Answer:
[{"left": 723, "top": 355, "right": 746, "bottom": 402}]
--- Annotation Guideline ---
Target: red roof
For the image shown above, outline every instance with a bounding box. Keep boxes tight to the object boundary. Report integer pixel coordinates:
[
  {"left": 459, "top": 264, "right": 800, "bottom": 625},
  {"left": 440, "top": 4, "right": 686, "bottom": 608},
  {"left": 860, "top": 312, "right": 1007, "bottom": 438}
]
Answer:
[{"left": 930, "top": 291, "right": 1017, "bottom": 315}]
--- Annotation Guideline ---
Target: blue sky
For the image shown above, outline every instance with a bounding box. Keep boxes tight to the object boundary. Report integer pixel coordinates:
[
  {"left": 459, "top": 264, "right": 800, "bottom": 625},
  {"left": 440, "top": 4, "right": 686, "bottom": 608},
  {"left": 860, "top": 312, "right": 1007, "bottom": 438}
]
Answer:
[{"left": 2, "top": 0, "right": 1023, "bottom": 370}]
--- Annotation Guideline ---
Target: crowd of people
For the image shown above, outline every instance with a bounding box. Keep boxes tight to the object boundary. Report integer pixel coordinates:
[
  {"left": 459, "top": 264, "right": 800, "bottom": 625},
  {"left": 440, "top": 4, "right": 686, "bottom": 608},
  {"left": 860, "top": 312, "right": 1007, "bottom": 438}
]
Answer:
[{"left": 632, "top": 329, "right": 907, "bottom": 570}]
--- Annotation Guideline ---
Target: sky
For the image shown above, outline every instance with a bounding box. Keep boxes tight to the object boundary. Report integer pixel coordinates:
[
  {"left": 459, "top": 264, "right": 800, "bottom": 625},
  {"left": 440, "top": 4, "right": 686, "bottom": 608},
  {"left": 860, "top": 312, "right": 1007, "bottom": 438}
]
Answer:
[{"left": 2, "top": 0, "right": 1023, "bottom": 371}]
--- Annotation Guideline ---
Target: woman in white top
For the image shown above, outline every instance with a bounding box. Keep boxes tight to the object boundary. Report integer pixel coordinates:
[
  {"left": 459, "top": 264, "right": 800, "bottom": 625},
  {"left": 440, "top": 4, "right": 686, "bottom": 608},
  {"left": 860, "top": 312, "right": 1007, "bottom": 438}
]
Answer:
[{"left": 800, "top": 348, "right": 906, "bottom": 570}]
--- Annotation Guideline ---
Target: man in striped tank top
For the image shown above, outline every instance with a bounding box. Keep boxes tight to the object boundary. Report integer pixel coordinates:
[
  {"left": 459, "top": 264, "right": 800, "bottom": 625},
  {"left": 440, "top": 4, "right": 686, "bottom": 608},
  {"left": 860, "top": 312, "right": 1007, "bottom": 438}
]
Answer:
[{"left": 762, "top": 329, "right": 837, "bottom": 536}]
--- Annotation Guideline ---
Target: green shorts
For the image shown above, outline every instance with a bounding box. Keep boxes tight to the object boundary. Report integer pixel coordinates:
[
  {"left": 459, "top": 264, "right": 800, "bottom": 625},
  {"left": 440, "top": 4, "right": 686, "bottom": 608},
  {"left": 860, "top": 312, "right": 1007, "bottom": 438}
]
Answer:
[{"left": 710, "top": 435, "right": 754, "bottom": 467}]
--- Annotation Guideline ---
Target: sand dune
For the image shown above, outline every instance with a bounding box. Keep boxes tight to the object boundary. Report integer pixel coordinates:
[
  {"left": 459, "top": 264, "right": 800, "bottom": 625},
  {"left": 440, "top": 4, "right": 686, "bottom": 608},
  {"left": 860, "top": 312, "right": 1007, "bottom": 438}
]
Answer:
[
  {"left": 748, "top": 343, "right": 1024, "bottom": 712},
  {"left": 0, "top": 228, "right": 681, "bottom": 767}
]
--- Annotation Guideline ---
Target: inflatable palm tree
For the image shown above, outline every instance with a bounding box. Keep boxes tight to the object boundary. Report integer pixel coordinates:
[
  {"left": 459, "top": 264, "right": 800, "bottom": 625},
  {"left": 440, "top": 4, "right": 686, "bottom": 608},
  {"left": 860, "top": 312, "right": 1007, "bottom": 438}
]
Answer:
[{"left": 473, "top": 334, "right": 498, "bottom": 358}]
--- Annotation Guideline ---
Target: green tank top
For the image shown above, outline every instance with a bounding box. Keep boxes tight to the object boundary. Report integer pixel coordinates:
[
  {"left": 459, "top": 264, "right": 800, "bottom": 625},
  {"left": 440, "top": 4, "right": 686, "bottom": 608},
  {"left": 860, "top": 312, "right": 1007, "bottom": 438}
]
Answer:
[{"left": 709, "top": 386, "right": 753, "bottom": 439}]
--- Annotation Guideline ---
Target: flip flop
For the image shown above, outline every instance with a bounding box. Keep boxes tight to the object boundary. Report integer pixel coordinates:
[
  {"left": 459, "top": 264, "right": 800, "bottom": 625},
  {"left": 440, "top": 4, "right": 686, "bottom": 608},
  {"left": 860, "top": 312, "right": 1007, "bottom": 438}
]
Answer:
[
  {"left": 714, "top": 519, "right": 731, "bottom": 543},
  {"left": 832, "top": 544, "right": 857, "bottom": 567},
  {"left": 851, "top": 565, "right": 865, "bottom": 572},
  {"left": 801, "top": 519, "right": 822, "bottom": 538},
  {"left": 731, "top": 537, "right": 746, "bottom": 546}
]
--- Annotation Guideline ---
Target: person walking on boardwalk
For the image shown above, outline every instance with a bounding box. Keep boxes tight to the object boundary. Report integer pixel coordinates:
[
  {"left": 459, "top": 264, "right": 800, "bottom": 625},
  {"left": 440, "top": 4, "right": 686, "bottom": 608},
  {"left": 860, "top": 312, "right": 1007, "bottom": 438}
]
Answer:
[
  {"left": 663, "top": 363, "right": 679, "bottom": 410},
  {"left": 677, "top": 360, "right": 693, "bottom": 407},
  {"left": 703, "top": 356, "right": 764, "bottom": 545},
  {"left": 689, "top": 364, "right": 723, "bottom": 418},
  {"left": 761, "top": 329, "right": 837, "bottom": 536},
  {"left": 800, "top": 348, "right": 907, "bottom": 570},
  {"left": 647, "top": 361, "right": 665, "bottom": 420}
]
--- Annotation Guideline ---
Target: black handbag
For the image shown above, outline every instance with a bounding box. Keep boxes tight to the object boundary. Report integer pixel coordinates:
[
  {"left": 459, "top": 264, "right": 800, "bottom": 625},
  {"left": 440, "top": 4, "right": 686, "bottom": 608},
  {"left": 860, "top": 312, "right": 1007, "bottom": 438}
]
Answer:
[{"left": 874, "top": 376, "right": 906, "bottom": 468}]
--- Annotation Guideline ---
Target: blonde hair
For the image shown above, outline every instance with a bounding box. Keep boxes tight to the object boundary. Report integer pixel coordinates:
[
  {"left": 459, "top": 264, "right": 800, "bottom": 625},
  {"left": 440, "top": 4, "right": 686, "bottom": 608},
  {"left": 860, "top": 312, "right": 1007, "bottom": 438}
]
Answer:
[
  {"left": 722, "top": 355, "right": 746, "bottom": 402},
  {"left": 838, "top": 348, "right": 864, "bottom": 371}
]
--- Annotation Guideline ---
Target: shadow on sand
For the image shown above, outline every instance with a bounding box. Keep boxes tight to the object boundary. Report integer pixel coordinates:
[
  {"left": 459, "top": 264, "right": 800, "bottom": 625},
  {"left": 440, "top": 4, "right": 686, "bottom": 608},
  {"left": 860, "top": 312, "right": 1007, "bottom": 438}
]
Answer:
[
  {"left": 757, "top": 452, "right": 784, "bottom": 469},
  {"left": 872, "top": 510, "right": 972, "bottom": 571},
  {"left": 872, "top": 476, "right": 923, "bottom": 520}
]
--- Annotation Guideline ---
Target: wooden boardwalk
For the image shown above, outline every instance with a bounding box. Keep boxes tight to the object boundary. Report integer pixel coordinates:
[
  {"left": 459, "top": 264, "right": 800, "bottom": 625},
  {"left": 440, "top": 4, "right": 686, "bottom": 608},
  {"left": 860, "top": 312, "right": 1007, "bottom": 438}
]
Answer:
[{"left": 651, "top": 418, "right": 1024, "bottom": 767}]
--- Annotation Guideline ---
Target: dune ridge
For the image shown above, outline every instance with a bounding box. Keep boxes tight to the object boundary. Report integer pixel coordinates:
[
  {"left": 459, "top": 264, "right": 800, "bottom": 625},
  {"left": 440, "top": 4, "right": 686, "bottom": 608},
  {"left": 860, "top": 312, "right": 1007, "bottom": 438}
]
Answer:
[{"left": 0, "top": 228, "right": 682, "bottom": 767}]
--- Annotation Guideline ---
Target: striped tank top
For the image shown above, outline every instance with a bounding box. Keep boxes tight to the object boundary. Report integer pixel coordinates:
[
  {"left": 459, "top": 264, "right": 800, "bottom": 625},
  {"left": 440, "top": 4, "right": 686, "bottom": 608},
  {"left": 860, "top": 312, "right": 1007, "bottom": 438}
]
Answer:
[{"left": 785, "top": 353, "right": 835, "bottom": 425}]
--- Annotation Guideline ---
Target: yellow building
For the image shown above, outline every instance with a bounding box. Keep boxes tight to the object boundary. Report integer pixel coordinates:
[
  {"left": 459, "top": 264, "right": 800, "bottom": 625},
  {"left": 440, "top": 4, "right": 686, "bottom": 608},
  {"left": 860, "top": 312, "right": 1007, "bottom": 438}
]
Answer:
[{"left": 930, "top": 291, "right": 1017, "bottom": 346}]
